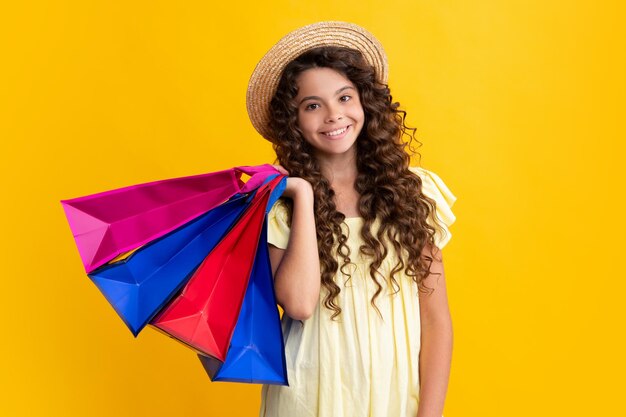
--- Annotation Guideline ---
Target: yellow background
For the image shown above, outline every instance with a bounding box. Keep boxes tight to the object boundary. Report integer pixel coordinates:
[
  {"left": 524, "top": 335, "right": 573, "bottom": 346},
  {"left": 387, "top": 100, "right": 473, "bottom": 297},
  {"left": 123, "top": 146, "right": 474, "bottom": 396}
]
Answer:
[{"left": 1, "top": 1, "right": 624, "bottom": 416}]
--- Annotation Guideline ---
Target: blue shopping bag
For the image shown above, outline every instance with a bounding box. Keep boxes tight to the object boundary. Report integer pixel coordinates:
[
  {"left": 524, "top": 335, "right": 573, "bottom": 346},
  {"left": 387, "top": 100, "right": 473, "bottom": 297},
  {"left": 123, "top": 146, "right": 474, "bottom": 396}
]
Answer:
[{"left": 87, "top": 195, "right": 249, "bottom": 336}]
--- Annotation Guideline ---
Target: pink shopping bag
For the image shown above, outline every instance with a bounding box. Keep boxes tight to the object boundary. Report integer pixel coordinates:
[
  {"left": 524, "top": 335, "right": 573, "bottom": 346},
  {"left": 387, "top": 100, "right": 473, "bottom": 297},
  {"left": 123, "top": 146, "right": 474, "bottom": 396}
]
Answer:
[{"left": 60, "top": 164, "right": 279, "bottom": 273}]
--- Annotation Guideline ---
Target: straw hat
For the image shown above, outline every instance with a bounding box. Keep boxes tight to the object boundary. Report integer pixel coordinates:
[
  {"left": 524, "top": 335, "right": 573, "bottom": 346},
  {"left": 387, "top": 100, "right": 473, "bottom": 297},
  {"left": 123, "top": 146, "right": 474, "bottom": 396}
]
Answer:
[{"left": 246, "top": 21, "right": 389, "bottom": 142}]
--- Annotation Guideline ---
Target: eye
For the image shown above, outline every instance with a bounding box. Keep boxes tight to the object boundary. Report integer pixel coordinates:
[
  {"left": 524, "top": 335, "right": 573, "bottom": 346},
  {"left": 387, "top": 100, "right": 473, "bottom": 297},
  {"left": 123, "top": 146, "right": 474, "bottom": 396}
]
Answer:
[
  {"left": 339, "top": 95, "right": 351, "bottom": 102},
  {"left": 304, "top": 103, "right": 320, "bottom": 111}
]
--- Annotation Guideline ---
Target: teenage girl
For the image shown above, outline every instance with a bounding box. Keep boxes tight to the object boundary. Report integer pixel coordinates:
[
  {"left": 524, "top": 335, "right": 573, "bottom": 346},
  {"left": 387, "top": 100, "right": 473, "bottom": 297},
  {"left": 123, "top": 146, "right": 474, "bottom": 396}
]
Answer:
[{"left": 246, "top": 22, "right": 457, "bottom": 417}]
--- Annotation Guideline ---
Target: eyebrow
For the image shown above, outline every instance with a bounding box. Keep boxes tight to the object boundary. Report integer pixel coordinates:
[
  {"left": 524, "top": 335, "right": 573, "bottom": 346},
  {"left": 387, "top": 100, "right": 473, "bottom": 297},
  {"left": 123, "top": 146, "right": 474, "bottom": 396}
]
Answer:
[{"left": 298, "top": 86, "right": 355, "bottom": 105}]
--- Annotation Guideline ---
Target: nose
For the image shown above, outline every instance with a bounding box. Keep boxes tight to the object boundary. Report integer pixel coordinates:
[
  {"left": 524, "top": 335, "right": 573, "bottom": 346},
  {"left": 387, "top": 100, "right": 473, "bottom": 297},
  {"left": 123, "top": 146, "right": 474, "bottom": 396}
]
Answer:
[{"left": 325, "top": 103, "right": 343, "bottom": 123}]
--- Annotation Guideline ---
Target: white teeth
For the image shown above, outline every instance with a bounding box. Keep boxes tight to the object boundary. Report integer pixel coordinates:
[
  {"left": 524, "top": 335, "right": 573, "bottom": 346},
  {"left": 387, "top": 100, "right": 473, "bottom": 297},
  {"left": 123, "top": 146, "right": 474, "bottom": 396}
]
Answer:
[{"left": 323, "top": 126, "right": 348, "bottom": 136}]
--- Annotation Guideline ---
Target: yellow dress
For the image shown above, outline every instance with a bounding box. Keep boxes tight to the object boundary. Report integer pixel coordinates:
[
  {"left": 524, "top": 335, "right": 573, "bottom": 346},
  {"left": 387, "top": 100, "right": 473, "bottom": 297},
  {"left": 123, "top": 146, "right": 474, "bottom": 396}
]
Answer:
[{"left": 259, "top": 167, "right": 457, "bottom": 417}]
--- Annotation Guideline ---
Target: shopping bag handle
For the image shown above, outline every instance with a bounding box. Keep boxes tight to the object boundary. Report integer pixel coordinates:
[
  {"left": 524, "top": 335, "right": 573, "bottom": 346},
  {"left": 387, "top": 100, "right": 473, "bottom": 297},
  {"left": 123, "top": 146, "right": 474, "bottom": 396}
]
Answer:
[
  {"left": 235, "top": 164, "right": 278, "bottom": 176},
  {"left": 236, "top": 164, "right": 281, "bottom": 194}
]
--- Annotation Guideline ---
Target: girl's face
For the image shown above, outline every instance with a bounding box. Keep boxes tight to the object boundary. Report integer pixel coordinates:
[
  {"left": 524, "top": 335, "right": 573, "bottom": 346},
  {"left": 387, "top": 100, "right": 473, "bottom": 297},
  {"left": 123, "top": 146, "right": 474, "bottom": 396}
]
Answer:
[{"left": 293, "top": 67, "right": 365, "bottom": 159}]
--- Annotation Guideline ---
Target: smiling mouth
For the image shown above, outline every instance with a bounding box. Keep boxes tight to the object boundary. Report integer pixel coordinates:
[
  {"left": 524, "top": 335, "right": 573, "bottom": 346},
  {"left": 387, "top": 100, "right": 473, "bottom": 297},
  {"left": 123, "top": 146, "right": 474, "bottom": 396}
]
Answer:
[{"left": 322, "top": 125, "right": 351, "bottom": 137}]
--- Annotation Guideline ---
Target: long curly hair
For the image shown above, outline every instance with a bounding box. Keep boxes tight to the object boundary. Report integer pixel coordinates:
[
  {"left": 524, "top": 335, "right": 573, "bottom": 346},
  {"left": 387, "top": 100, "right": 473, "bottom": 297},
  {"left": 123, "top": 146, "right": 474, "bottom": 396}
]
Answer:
[{"left": 268, "top": 46, "right": 446, "bottom": 319}]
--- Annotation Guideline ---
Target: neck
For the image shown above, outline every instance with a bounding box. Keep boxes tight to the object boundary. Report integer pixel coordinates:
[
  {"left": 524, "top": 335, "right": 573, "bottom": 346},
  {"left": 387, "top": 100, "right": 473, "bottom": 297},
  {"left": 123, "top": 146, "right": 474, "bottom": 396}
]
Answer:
[{"left": 315, "top": 149, "right": 358, "bottom": 186}]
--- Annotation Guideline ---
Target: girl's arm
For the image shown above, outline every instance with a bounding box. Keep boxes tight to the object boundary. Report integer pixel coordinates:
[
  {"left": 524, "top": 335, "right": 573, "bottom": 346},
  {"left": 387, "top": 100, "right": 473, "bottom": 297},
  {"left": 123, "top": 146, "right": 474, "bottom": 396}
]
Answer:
[
  {"left": 416, "top": 244, "right": 453, "bottom": 417},
  {"left": 268, "top": 177, "right": 321, "bottom": 321}
]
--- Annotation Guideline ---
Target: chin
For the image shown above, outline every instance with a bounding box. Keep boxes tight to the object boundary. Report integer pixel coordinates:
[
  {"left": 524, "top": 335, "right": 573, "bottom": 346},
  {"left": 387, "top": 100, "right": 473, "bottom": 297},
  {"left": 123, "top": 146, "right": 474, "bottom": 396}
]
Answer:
[{"left": 316, "top": 141, "right": 358, "bottom": 156}]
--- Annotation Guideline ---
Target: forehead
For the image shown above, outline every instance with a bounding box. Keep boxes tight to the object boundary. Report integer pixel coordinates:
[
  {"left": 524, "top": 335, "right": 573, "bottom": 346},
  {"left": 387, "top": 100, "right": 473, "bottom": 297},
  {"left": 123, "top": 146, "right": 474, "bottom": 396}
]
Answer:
[{"left": 295, "top": 67, "right": 355, "bottom": 96}]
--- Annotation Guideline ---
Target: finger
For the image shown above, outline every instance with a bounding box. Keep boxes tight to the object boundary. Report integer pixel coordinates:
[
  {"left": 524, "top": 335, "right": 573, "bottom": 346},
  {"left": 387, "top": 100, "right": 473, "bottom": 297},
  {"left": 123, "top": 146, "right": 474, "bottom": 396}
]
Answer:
[{"left": 273, "top": 164, "right": 289, "bottom": 175}]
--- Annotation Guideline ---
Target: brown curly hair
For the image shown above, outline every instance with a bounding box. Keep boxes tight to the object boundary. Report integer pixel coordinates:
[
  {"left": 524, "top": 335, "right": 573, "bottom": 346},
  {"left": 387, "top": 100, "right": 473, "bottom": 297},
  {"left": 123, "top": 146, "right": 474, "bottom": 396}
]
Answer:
[{"left": 268, "top": 46, "right": 446, "bottom": 319}]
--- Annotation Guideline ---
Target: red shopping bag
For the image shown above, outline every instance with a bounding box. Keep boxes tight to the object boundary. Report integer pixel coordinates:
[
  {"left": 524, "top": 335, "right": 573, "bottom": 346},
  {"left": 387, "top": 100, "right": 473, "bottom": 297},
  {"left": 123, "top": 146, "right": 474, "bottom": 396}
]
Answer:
[{"left": 150, "top": 176, "right": 281, "bottom": 361}]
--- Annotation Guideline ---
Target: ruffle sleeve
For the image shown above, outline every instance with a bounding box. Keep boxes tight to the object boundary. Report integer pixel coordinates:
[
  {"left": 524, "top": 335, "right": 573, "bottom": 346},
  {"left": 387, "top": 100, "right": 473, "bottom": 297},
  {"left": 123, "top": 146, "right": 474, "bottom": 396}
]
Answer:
[
  {"left": 267, "top": 198, "right": 291, "bottom": 250},
  {"left": 409, "top": 166, "right": 458, "bottom": 250}
]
